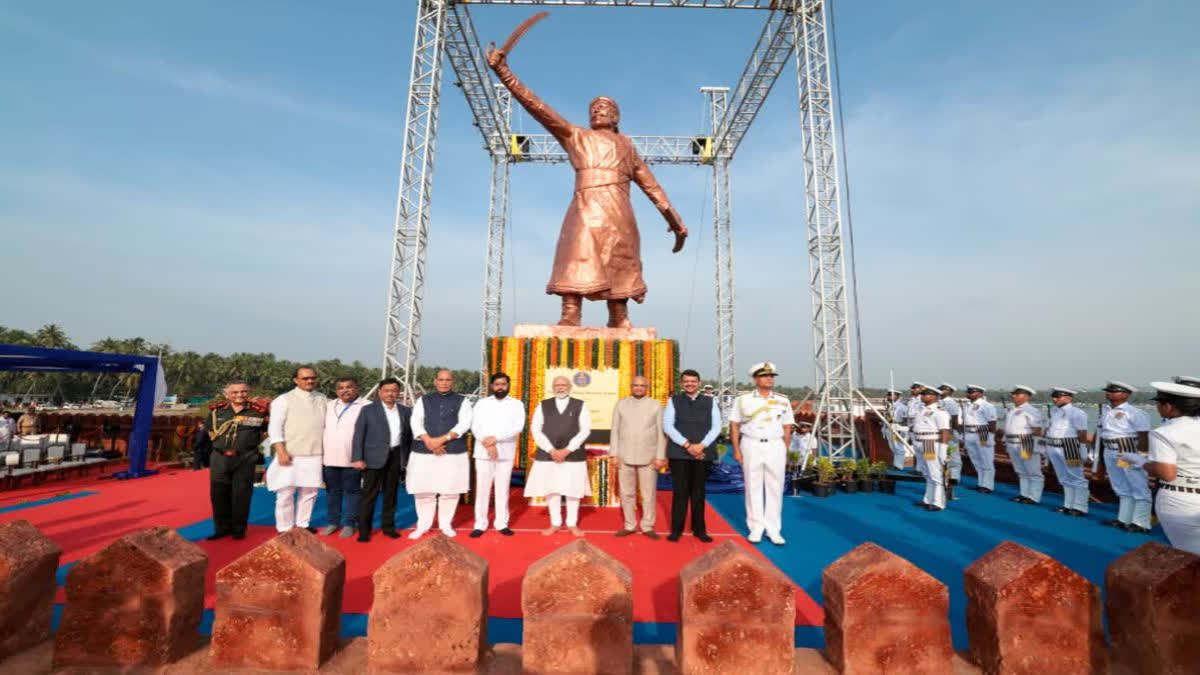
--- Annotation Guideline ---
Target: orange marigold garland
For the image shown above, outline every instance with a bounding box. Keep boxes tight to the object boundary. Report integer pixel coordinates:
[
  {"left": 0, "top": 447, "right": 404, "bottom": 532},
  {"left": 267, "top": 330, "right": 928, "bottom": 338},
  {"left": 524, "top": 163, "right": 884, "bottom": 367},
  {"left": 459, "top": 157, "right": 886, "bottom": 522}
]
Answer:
[{"left": 618, "top": 340, "right": 633, "bottom": 399}]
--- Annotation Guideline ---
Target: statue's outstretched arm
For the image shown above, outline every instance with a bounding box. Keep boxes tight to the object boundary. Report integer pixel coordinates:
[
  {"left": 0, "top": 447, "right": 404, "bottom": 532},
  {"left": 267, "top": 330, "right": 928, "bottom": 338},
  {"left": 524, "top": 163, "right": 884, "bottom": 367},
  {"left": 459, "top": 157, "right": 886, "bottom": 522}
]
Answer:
[
  {"left": 488, "top": 50, "right": 573, "bottom": 143},
  {"left": 632, "top": 155, "right": 688, "bottom": 250}
]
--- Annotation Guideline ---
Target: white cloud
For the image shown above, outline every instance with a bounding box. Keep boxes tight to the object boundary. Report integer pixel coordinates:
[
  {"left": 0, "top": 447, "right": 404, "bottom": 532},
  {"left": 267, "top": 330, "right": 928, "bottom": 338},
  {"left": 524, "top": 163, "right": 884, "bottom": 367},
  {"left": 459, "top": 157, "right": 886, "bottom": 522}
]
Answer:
[{"left": 0, "top": 9, "right": 400, "bottom": 136}]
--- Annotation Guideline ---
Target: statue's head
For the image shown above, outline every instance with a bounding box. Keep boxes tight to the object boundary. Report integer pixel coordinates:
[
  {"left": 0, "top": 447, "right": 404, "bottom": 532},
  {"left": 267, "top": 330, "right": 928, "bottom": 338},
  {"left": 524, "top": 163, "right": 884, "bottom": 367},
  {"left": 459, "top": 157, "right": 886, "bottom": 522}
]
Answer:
[{"left": 589, "top": 96, "right": 619, "bottom": 132}]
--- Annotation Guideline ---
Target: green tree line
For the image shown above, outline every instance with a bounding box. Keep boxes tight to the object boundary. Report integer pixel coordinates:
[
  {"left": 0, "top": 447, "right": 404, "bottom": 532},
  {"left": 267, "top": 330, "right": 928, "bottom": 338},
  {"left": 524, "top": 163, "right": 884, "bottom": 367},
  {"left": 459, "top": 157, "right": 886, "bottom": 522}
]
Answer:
[{"left": 0, "top": 324, "right": 481, "bottom": 403}]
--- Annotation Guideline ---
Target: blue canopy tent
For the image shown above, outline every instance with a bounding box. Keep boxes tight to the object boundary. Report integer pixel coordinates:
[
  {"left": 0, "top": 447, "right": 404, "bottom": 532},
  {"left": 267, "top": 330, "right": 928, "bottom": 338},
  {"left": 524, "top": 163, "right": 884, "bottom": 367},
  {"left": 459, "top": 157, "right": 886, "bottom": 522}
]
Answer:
[{"left": 0, "top": 344, "right": 161, "bottom": 478}]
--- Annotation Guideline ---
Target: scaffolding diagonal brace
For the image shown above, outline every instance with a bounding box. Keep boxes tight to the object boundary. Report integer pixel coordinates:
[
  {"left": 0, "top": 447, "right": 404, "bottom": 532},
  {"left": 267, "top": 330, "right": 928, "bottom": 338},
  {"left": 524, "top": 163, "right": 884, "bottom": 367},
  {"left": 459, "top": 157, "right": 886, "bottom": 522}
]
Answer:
[
  {"left": 713, "top": 4, "right": 798, "bottom": 158},
  {"left": 444, "top": 4, "right": 511, "bottom": 155}
]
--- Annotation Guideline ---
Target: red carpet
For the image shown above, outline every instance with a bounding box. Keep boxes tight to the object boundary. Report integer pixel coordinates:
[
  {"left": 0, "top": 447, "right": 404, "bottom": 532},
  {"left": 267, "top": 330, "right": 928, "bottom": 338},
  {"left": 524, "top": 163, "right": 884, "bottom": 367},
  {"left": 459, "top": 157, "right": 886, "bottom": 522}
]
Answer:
[{"left": 1, "top": 470, "right": 822, "bottom": 626}]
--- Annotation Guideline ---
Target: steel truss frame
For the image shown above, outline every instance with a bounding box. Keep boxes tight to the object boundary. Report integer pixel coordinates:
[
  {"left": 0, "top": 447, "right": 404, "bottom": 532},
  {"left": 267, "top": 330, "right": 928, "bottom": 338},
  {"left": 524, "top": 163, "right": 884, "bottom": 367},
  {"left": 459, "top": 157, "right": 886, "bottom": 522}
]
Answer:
[{"left": 384, "top": 0, "right": 880, "bottom": 458}]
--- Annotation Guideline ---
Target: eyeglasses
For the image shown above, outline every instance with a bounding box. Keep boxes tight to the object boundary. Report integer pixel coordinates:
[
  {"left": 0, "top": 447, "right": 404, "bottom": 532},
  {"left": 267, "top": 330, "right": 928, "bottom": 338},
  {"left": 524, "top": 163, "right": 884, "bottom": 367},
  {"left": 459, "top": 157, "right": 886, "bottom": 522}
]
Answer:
[{"left": 298, "top": 376, "right": 317, "bottom": 381}]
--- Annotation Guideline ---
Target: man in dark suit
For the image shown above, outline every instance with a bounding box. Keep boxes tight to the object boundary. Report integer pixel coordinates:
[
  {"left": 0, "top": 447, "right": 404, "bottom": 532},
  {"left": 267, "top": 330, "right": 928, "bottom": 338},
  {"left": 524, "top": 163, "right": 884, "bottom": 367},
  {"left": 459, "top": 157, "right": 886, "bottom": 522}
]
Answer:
[{"left": 352, "top": 377, "right": 412, "bottom": 542}]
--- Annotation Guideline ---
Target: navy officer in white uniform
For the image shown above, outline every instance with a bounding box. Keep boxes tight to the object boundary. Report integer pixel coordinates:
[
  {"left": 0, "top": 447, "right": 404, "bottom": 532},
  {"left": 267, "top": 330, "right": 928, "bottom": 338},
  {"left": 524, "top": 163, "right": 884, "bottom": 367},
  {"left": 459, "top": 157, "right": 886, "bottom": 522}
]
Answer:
[
  {"left": 938, "top": 384, "right": 963, "bottom": 486},
  {"left": 1005, "top": 385, "right": 1045, "bottom": 505},
  {"left": 1126, "top": 381, "right": 1200, "bottom": 554},
  {"left": 961, "top": 385, "right": 998, "bottom": 493},
  {"left": 1088, "top": 380, "right": 1151, "bottom": 532},
  {"left": 1043, "top": 388, "right": 1090, "bottom": 516},
  {"left": 730, "top": 362, "right": 794, "bottom": 545},
  {"left": 911, "top": 384, "right": 952, "bottom": 511}
]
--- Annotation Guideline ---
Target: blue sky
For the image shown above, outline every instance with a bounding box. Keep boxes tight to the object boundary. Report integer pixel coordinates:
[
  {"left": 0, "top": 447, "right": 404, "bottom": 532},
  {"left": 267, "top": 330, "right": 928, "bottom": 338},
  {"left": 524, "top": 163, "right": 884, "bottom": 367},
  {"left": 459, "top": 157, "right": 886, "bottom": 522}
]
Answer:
[{"left": 2, "top": 1, "right": 1197, "bottom": 389}]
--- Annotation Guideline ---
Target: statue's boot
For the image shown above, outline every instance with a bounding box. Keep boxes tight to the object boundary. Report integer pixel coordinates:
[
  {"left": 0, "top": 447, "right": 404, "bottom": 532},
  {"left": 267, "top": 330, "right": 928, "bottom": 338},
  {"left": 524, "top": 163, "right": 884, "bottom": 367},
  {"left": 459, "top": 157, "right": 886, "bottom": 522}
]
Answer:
[
  {"left": 606, "top": 299, "right": 632, "bottom": 329},
  {"left": 557, "top": 294, "right": 582, "bottom": 327}
]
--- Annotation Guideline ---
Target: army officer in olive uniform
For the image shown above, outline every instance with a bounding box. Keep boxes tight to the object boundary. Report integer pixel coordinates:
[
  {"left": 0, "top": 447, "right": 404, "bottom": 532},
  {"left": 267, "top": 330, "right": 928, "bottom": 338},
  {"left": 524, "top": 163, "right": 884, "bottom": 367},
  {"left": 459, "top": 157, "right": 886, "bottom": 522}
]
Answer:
[{"left": 207, "top": 379, "right": 267, "bottom": 540}]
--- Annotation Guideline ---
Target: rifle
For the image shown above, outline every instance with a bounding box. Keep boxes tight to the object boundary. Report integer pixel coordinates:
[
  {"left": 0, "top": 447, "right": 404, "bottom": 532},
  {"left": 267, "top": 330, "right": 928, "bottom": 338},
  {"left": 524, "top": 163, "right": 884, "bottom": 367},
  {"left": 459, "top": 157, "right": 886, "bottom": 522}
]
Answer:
[{"left": 1090, "top": 402, "right": 1106, "bottom": 474}]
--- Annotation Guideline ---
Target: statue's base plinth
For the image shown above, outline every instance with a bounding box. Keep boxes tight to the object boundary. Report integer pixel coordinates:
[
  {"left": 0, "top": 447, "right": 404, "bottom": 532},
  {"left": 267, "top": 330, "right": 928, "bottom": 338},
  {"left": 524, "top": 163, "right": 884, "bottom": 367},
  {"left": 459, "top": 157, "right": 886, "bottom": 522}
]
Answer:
[{"left": 513, "top": 324, "right": 657, "bottom": 341}]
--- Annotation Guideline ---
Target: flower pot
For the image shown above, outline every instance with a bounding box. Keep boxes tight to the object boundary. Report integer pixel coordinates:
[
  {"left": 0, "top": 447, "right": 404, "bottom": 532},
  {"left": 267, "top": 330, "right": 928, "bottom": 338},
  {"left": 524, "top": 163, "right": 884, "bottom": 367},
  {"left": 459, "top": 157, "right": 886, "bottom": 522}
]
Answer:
[
  {"left": 839, "top": 480, "right": 859, "bottom": 494},
  {"left": 811, "top": 483, "right": 833, "bottom": 497},
  {"left": 878, "top": 479, "right": 896, "bottom": 494},
  {"left": 858, "top": 479, "right": 876, "bottom": 492}
]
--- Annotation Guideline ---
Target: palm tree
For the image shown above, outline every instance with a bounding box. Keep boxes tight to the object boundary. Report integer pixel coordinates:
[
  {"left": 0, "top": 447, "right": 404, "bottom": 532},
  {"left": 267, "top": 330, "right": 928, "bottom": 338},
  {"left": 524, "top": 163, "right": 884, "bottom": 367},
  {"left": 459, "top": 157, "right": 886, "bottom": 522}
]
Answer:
[{"left": 34, "top": 324, "right": 74, "bottom": 349}]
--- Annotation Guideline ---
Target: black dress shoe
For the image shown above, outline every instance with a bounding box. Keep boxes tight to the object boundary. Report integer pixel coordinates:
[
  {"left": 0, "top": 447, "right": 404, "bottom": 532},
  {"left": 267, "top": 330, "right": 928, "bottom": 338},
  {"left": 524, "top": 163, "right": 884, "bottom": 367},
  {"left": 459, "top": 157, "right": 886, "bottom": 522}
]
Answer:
[
  {"left": 1009, "top": 496, "right": 1025, "bottom": 503},
  {"left": 499, "top": 528, "right": 514, "bottom": 536},
  {"left": 1126, "top": 524, "right": 1151, "bottom": 534},
  {"left": 924, "top": 504, "right": 945, "bottom": 511},
  {"left": 979, "top": 487, "right": 993, "bottom": 494},
  {"left": 913, "top": 500, "right": 928, "bottom": 507},
  {"left": 305, "top": 526, "right": 319, "bottom": 534},
  {"left": 382, "top": 529, "right": 400, "bottom": 539},
  {"left": 695, "top": 533, "right": 713, "bottom": 543},
  {"left": 1102, "top": 519, "right": 1122, "bottom": 528},
  {"left": 206, "top": 532, "right": 229, "bottom": 541},
  {"left": 469, "top": 529, "right": 484, "bottom": 538},
  {"left": 1054, "top": 506, "right": 1069, "bottom": 513},
  {"left": 666, "top": 532, "right": 681, "bottom": 542},
  {"left": 1066, "top": 509, "right": 1086, "bottom": 517}
]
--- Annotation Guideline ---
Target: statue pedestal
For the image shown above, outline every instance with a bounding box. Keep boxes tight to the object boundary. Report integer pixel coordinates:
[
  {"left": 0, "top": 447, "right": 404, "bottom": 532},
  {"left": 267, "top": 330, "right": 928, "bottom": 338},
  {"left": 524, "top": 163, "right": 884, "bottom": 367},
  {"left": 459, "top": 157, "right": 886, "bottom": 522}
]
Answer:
[
  {"left": 485, "top": 329, "right": 679, "bottom": 507},
  {"left": 513, "top": 324, "right": 657, "bottom": 341}
]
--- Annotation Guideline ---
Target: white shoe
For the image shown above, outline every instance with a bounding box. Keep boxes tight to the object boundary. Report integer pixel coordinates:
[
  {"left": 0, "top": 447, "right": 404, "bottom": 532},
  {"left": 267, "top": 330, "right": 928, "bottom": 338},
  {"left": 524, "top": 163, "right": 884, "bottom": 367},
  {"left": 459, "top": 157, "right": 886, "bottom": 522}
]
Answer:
[
  {"left": 440, "top": 528, "right": 456, "bottom": 538},
  {"left": 766, "top": 532, "right": 786, "bottom": 546},
  {"left": 748, "top": 530, "right": 763, "bottom": 543},
  {"left": 408, "top": 528, "right": 429, "bottom": 540}
]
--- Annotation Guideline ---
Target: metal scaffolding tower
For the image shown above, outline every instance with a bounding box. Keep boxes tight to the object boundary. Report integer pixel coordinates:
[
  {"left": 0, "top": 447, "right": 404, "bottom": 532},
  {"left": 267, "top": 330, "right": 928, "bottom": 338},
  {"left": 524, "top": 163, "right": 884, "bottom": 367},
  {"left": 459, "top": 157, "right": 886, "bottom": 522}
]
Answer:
[
  {"left": 384, "top": 0, "right": 876, "bottom": 457},
  {"left": 478, "top": 86, "right": 513, "bottom": 380},
  {"left": 794, "top": 0, "right": 863, "bottom": 458}
]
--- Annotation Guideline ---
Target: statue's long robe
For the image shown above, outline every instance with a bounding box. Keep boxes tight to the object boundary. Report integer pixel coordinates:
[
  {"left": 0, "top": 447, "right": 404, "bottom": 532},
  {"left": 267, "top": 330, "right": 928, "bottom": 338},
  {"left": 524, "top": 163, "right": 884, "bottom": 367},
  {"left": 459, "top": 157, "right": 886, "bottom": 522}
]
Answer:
[{"left": 497, "top": 67, "right": 676, "bottom": 302}]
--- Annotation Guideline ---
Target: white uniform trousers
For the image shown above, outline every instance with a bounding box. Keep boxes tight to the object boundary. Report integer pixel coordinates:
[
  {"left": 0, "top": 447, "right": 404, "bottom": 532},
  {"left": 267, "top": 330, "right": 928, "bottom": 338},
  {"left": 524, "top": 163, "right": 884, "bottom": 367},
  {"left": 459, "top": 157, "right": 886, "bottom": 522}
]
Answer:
[
  {"left": 964, "top": 433, "right": 995, "bottom": 490},
  {"left": 914, "top": 432, "right": 928, "bottom": 478},
  {"left": 889, "top": 427, "right": 910, "bottom": 471},
  {"left": 1104, "top": 448, "right": 1152, "bottom": 527},
  {"left": 947, "top": 440, "right": 963, "bottom": 481},
  {"left": 1007, "top": 439, "right": 1045, "bottom": 503},
  {"left": 473, "top": 457, "right": 514, "bottom": 531},
  {"left": 1156, "top": 489, "right": 1200, "bottom": 555},
  {"left": 916, "top": 439, "right": 947, "bottom": 508},
  {"left": 742, "top": 437, "right": 786, "bottom": 537},
  {"left": 1046, "top": 442, "right": 1089, "bottom": 512}
]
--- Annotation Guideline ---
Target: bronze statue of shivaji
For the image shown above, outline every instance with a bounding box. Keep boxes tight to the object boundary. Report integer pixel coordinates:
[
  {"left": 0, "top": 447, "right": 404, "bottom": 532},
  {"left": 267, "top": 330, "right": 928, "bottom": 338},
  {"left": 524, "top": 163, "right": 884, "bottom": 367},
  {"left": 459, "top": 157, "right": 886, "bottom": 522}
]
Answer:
[{"left": 487, "top": 13, "right": 687, "bottom": 329}]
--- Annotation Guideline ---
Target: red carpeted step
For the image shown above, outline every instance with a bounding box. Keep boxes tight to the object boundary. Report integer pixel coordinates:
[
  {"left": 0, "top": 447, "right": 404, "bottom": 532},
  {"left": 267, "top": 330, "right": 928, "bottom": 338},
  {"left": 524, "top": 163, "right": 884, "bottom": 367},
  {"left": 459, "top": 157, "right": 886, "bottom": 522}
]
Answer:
[{"left": 9, "top": 474, "right": 822, "bottom": 627}]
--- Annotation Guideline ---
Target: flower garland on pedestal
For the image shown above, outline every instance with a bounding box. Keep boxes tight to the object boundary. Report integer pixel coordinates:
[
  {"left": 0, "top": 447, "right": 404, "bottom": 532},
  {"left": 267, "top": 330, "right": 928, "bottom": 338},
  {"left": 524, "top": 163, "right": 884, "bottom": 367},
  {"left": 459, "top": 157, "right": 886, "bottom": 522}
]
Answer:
[{"left": 484, "top": 335, "right": 678, "bottom": 504}]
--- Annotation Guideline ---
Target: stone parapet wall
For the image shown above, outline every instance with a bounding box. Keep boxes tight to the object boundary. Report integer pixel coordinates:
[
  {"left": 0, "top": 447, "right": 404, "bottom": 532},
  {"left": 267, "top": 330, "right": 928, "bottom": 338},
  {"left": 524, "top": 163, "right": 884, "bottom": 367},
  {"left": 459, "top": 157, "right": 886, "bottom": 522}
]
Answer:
[{"left": 3, "top": 524, "right": 1195, "bottom": 673}]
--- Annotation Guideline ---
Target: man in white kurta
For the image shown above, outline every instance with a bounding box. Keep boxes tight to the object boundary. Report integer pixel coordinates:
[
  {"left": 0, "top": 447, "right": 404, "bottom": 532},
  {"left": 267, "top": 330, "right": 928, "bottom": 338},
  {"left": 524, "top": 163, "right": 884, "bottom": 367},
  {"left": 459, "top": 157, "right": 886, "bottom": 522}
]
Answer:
[
  {"left": 267, "top": 366, "right": 328, "bottom": 532},
  {"left": 525, "top": 376, "right": 592, "bottom": 536},
  {"left": 408, "top": 369, "right": 473, "bottom": 538},
  {"left": 469, "top": 372, "right": 526, "bottom": 537}
]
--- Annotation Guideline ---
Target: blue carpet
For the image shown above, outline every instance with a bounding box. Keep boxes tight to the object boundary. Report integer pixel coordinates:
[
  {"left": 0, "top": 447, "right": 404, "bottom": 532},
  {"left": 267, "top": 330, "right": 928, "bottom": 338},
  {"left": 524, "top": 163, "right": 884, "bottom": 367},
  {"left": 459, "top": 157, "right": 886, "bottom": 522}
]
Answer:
[
  {"left": 0, "top": 490, "right": 98, "bottom": 514},
  {"left": 708, "top": 475, "right": 1167, "bottom": 650}
]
